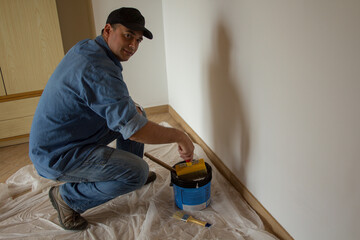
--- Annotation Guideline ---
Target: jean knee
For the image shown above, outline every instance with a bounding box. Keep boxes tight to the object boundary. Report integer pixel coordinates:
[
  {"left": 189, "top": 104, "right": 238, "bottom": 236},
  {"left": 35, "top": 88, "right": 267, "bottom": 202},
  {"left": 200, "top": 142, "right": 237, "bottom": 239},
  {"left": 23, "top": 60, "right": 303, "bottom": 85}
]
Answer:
[
  {"left": 116, "top": 159, "right": 149, "bottom": 191},
  {"left": 134, "top": 160, "right": 149, "bottom": 187}
]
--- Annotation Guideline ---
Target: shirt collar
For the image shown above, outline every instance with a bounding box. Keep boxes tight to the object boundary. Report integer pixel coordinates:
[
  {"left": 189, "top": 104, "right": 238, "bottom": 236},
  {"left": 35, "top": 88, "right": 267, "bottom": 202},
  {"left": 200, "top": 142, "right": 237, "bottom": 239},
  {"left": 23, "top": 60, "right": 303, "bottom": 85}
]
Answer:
[{"left": 95, "top": 35, "right": 123, "bottom": 70}]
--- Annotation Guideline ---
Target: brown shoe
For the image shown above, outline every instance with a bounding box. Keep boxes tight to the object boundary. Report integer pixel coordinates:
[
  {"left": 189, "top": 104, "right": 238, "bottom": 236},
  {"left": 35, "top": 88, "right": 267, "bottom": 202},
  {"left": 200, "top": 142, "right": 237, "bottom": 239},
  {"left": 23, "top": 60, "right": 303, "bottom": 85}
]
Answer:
[
  {"left": 49, "top": 186, "right": 88, "bottom": 230},
  {"left": 144, "top": 171, "right": 157, "bottom": 185}
]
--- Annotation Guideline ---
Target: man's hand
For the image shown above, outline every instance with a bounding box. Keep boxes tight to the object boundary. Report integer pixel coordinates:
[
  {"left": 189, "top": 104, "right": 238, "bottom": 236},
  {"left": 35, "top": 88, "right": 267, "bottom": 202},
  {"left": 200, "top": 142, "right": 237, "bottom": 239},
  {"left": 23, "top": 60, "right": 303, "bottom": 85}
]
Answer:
[
  {"left": 135, "top": 103, "right": 144, "bottom": 115},
  {"left": 130, "top": 121, "right": 195, "bottom": 160},
  {"left": 136, "top": 106, "right": 143, "bottom": 115},
  {"left": 177, "top": 133, "right": 194, "bottom": 160}
]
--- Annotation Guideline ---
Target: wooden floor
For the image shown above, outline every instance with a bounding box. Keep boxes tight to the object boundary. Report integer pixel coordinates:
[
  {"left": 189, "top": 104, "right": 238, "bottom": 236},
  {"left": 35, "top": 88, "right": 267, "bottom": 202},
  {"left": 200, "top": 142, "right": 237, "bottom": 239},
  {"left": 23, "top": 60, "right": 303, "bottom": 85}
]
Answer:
[{"left": 0, "top": 112, "right": 182, "bottom": 183}]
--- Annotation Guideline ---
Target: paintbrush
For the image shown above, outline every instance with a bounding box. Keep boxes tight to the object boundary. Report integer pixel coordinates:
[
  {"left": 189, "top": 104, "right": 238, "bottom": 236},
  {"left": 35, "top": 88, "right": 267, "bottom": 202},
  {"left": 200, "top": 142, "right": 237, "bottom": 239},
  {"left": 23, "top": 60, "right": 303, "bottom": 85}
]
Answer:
[
  {"left": 144, "top": 152, "right": 208, "bottom": 181},
  {"left": 172, "top": 211, "right": 212, "bottom": 227},
  {"left": 144, "top": 152, "right": 176, "bottom": 172},
  {"left": 174, "top": 158, "right": 207, "bottom": 180}
]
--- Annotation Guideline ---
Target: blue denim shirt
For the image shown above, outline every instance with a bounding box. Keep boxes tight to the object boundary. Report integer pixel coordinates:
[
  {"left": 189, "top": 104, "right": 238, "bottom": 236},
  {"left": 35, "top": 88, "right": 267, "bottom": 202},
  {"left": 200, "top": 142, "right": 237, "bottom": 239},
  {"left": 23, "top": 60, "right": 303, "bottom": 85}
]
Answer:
[{"left": 29, "top": 36, "right": 148, "bottom": 178}]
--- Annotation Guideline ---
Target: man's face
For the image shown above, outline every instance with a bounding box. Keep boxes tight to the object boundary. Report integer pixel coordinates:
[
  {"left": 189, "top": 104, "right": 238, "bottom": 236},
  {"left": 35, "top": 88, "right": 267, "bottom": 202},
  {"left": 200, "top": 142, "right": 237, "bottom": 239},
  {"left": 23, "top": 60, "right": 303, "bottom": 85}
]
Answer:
[{"left": 103, "top": 24, "right": 143, "bottom": 61}]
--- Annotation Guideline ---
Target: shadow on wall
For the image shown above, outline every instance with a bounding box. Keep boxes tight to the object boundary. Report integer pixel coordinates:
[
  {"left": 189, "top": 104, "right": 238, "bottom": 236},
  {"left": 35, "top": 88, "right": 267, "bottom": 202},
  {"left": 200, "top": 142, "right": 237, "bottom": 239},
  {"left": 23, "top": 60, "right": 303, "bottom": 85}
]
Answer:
[{"left": 208, "top": 19, "right": 250, "bottom": 185}]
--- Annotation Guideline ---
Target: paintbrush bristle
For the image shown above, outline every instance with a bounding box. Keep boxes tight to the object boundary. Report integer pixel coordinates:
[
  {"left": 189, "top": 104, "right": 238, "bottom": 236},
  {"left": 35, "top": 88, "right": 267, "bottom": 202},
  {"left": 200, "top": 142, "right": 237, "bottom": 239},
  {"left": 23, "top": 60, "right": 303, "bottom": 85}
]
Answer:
[
  {"left": 175, "top": 159, "right": 207, "bottom": 177},
  {"left": 178, "top": 169, "right": 207, "bottom": 181},
  {"left": 172, "top": 211, "right": 189, "bottom": 222}
]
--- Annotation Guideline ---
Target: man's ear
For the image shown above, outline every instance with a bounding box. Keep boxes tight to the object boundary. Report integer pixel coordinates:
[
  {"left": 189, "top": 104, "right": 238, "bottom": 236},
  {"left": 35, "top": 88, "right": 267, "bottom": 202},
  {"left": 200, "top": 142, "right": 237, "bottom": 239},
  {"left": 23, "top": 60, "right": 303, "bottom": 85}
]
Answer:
[{"left": 102, "top": 23, "right": 112, "bottom": 38}]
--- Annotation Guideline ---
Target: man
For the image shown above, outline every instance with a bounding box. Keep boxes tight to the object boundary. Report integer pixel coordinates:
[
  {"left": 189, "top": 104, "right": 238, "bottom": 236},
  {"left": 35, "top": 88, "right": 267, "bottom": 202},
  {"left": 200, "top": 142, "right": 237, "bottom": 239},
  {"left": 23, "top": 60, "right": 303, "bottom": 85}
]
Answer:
[{"left": 29, "top": 7, "right": 194, "bottom": 231}]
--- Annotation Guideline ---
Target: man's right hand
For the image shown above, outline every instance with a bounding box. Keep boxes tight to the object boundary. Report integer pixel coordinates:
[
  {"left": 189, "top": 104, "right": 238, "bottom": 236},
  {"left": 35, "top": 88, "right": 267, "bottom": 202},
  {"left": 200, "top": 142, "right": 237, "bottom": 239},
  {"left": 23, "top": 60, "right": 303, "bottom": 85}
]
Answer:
[
  {"left": 130, "top": 121, "right": 195, "bottom": 160},
  {"left": 177, "top": 133, "right": 194, "bottom": 160}
]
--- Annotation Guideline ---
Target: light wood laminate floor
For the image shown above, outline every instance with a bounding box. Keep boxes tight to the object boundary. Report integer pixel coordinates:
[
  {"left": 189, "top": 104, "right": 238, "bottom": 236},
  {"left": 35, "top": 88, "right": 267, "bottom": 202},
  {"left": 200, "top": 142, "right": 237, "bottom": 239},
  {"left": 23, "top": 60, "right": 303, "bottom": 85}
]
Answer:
[{"left": 0, "top": 112, "right": 182, "bottom": 183}]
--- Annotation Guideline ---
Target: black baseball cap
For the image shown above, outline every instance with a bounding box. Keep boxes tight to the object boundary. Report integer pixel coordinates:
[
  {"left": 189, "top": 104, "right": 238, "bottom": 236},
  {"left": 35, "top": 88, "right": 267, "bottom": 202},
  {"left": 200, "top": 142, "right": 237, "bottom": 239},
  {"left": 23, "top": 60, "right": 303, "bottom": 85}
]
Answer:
[{"left": 106, "top": 7, "right": 153, "bottom": 39}]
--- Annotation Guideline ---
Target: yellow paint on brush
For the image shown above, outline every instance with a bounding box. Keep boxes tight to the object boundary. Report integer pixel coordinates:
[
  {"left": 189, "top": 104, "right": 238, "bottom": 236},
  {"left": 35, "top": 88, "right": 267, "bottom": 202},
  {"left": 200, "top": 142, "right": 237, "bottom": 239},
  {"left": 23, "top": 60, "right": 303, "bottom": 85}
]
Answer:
[{"left": 175, "top": 159, "right": 207, "bottom": 176}]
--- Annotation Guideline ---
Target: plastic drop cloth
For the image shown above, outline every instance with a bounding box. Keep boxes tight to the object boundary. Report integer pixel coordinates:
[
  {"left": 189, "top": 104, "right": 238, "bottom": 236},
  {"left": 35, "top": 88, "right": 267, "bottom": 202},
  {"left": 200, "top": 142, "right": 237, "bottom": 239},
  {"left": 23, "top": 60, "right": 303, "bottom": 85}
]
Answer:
[{"left": 0, "top": 127, "right": 278, "bottom": 240}]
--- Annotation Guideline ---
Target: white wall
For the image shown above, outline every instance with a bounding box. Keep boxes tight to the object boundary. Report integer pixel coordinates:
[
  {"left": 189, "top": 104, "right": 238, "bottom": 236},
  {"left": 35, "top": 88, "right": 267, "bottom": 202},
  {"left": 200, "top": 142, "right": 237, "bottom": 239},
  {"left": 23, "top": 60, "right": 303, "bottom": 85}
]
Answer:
[
  {"left": 91, "top": 0, "right": 168, "bottom": 107},
  {"left": 163, "top": 0, "right": 360, "bottom": 239}
]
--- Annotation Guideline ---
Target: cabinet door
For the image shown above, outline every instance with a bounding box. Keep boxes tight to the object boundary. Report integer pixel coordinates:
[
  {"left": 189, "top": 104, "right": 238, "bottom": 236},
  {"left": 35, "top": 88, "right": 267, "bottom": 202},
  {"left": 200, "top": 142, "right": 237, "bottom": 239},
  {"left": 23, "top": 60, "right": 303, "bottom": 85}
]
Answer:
[
  {"left": 0, "top": 0, "right": 64, "bottom": 95},
  {"left": 0, "top": 68, "right": 5, "bottom": 96},
  {"left": 0, "top": 87, "right": 5, "bottom": 97},
  {"left": 0, "top": 97, "right": 40, "bottom": 139}
]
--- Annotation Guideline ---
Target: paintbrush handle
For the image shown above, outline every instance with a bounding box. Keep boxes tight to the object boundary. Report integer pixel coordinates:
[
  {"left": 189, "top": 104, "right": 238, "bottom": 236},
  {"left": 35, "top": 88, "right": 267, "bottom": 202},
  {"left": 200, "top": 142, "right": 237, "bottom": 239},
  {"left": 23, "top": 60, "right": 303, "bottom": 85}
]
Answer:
[
  {"left": 188, "top": 216, "right": 207, "bottom": 226},
  {"left": 144, "top": 152, "right": 176, "bottom": 172}
]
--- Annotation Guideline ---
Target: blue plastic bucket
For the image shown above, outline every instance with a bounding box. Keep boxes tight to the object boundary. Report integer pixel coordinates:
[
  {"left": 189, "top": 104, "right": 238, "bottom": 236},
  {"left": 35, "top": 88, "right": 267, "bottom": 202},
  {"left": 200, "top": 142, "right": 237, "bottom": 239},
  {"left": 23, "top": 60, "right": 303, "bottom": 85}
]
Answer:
[{"left": 171, "top": 162, "right": 212, "bottom": 211}]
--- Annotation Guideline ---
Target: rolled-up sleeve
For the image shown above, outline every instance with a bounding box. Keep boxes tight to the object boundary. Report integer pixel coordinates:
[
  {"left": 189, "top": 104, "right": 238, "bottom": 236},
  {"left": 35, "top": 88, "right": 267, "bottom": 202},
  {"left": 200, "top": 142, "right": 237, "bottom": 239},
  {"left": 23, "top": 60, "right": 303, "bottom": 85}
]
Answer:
[
  {"left": 120, "top": 112, "right": 148, "bottom": 139},
  {"left": 83, "top": 64, "right": 147, "bottom": 139}
]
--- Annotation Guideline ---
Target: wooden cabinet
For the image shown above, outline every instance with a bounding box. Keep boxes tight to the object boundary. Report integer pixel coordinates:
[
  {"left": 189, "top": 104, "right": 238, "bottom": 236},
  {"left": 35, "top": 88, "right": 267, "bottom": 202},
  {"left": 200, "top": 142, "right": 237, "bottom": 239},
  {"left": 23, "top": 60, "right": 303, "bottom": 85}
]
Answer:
[
  {"left": 0, "top": 70, "right": 6, "bottom": 96},
  {"left": 0, "top": 0, "right": 95, "bottom": 147},
  {"left": 0, "top": 0, "right": 64, "bottom": 95},
  {"left": 0, "top": 97, "right": 40, "bottom": 139}
]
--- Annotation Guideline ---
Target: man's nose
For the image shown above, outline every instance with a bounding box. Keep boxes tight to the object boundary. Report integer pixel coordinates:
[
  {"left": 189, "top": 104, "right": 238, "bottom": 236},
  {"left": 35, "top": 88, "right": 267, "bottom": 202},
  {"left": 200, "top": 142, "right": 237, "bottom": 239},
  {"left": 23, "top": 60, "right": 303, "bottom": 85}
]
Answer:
[{"left": 129, "top": 39, "right": 137, "bottom": 50}]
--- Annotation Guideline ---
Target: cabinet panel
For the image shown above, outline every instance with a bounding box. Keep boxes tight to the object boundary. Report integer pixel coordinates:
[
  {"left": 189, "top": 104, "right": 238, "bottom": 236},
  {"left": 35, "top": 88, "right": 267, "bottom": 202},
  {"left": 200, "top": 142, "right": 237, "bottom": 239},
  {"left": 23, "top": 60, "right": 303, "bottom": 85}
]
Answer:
[
  {"left": 0, "top": 97, "right": 40, "bottom": 121},
  {"left": 0, "top": 83, "right": 5, "bottom": 97},
  {"left": 0, "top": 116, "right": 34, "bottom": 139},
  {"left": 0, "top": 67, "right": 5, "bottom": 96},
  {"left": 0, "top": 0, "right": 64, "bottom": 95},
  {"left": 0, "top": 97, "right": 40, "bottom": 139},
  {"left": 0, "top": 87, "right": 5, "bottom": 97}
]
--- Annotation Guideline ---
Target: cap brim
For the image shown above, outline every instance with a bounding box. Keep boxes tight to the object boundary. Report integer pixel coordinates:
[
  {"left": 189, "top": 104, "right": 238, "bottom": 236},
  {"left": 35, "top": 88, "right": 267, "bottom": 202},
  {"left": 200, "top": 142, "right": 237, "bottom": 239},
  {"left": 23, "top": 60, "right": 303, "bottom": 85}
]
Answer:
[
  {"left": 143, "top": 29, "right": 153, "bottom": 39},
  {"left": 122, "top": 23, "right": 153, "bottom": 39}
]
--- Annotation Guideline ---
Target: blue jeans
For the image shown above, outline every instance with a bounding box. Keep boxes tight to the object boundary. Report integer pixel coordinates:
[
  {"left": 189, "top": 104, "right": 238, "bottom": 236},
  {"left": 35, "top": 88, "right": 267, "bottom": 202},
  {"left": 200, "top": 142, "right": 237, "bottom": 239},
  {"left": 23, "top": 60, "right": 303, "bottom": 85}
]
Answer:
[{"left": 57, "top": 134, "right": 149, "bottom": 213}]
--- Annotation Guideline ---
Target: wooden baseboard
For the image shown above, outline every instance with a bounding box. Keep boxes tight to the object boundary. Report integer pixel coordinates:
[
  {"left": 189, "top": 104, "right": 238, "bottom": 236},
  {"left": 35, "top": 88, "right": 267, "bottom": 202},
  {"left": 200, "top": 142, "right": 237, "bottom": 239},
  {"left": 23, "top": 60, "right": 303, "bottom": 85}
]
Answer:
[
  {"left": 144, "top": 104, "right": 169, "bottom": 115},
  {"left": 168, "top": 105, "right": 293, "bottom": 240}
]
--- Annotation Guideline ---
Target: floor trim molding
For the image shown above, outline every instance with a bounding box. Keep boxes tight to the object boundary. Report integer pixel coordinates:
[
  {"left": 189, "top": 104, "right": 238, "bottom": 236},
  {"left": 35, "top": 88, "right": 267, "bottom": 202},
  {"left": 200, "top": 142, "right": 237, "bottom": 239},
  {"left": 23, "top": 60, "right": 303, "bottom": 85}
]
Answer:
[
  {"left": 144, "top": 104, "right": 169, "bottom": 115},
  {"left": 167, "top": 105, "right": 293, "bottom": 240}
]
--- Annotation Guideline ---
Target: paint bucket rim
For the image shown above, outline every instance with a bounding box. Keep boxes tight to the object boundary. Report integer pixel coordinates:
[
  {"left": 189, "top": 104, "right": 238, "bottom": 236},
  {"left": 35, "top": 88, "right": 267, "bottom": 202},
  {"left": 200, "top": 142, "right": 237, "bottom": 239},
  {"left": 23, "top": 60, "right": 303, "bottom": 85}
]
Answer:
[{"left": 171, "top": 161, "right": 212, "bottom": 188}]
